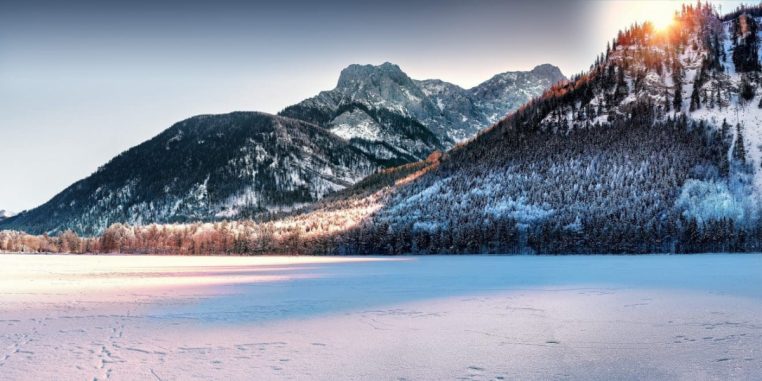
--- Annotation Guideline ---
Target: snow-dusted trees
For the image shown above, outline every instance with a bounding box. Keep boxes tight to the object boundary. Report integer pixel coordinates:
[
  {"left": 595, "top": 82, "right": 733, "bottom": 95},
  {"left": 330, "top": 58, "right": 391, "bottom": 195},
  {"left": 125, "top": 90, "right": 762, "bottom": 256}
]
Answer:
[
  {"left": 58, "top": 230, "right": 82, "bottom": 253},
  {"left": 0, "top": 230, "right": 90, "bottom": 254},
  {"left": 359, "top": 110, "right": 738, "bottom": 254}
]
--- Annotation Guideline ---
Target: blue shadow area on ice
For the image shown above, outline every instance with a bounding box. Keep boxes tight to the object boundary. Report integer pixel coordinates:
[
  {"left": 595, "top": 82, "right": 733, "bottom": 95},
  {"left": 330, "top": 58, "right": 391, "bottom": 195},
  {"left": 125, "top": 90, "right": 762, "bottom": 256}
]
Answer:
[{"left": 145, "top": 254, "right": 762, "bottom": 324}]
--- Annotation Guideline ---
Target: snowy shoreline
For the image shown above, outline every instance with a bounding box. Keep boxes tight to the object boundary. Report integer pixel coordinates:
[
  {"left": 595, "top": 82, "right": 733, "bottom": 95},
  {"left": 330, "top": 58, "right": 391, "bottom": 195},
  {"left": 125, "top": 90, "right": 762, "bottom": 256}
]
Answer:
[{"left": 4, "top": 251, "right": 762, "bottom": 256}]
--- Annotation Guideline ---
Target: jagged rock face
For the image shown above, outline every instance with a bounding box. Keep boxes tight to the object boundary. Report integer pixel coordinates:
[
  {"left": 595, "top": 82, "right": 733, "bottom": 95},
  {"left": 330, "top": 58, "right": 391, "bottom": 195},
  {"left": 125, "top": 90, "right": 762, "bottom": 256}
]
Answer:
[
  {"left": 335, "top": 63, "right": 432, "bottom": 116},
  {"left": 280, "top": 63, "right": 450, "bottom": 164},
  {"left": 414, "top": 79, "right": 487, "bottom": 142},
  {"left": 326, "top": 103, "right": 443, "bottom": 167},
  {"left": 417, "top": 64, "right": 567, "bottom": 140},
  {"left": 1, "top": 112, "right": 377, "bottom": 235},
  {"left": 281, "top": 62, "right": 566, "bottom": 157}
]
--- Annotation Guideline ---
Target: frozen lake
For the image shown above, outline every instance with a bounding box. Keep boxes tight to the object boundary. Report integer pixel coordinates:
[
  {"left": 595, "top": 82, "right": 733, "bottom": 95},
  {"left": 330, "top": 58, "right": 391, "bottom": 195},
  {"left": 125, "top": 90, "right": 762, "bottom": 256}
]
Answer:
[{"left": 0, "top": 254, "right": 761, "bottom": 380}]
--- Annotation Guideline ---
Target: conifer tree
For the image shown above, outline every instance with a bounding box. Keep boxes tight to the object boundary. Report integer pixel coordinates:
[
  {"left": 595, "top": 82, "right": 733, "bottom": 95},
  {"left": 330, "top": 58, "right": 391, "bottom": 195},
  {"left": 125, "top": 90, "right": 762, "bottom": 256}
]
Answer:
[
  {"left": 673, "top": 82, "right": 683, "bottom": 110},
  {"left": 672, "top": 59, "right": 683, "bottom": 110},
  {"left": 734, "top": 123, "right": 747, "bottom": 164},
  {"left": 690, "top": 84, "right": 701, "bottom": 110}
]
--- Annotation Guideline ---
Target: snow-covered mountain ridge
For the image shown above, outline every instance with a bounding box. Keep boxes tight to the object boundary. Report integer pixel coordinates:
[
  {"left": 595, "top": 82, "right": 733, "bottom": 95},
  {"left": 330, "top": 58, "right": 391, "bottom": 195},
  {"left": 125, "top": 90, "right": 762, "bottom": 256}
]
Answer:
[{"left": 280, "top": 62, "right": 566, "bottom": 160}]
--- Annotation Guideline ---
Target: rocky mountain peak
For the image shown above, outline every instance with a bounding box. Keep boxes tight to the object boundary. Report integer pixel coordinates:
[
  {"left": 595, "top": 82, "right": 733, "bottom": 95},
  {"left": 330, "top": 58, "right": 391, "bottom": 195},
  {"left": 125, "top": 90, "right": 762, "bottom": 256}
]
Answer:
[
  {"left": 530, "top": 63, "right": 566, "bottom": 85},
  {"left": 336, "top": 62, "right": 412, "bottom": 89}
]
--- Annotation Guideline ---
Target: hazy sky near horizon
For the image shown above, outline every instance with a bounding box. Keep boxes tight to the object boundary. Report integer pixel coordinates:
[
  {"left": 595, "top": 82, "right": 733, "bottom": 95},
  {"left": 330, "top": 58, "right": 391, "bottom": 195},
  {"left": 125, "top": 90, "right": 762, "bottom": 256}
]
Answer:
[{"left": 0, "top": 0, "right": 750, "bottom": 212}]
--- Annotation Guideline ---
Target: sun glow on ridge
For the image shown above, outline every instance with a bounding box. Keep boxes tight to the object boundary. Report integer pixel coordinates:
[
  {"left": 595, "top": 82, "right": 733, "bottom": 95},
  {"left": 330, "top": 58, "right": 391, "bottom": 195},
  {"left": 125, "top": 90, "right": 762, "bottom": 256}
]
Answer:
[{"left": 598, "top": 1, "right": 690, "bottom": 41}]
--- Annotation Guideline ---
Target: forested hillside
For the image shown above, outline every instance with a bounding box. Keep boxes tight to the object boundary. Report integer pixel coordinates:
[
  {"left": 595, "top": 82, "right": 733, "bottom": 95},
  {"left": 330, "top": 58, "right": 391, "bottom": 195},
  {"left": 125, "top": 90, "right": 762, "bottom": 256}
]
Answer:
[{"left": 1, "top": 113, "right": 377, "bottom": 235}]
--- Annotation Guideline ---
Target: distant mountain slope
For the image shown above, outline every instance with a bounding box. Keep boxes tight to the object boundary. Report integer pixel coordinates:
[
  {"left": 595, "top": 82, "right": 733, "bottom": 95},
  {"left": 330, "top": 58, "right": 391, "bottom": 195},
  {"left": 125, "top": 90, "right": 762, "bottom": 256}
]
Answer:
[
  {"left": 469, "top": 63, "right": 566, "bottom": 124},
  {"left": 1, "top": 112, "right": 377, "bottom": 235},
  {"left": 280, "top": 62, "right": 566, "bottom": 157}
]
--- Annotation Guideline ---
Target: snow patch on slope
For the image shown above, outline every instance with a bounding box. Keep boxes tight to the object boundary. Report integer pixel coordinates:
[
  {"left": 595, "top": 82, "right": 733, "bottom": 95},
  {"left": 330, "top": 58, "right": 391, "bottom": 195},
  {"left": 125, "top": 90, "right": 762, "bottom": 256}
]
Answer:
[{"left": 329, "top": 109, "right": 383, "bottom": 142}]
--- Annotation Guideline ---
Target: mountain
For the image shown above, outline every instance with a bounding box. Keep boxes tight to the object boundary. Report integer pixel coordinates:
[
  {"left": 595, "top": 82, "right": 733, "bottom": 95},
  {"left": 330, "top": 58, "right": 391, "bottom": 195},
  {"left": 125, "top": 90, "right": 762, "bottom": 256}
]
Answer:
[
  {"left": 1, "top": 112, "right": 377, "bottom": 235},
  {"left": 280, "top": 63, "right": 449, "bottom": 165},
  {"left": 1, "top": 61, "right": 564, "bottom": 236},
  {"left": 469, "top": 63, "right": 566, "bottom": 124},
  {"left": 288, "top": 3, "right": 762, "bottom": 255},
  {"left": 9, "top": 5, "right": 761, "bottom": 255},
  {"left": 0, "top": 210, "right": 12, "bottom": 221},
  {"left": 280, "top": 62, "right": 566, "bottom": 158}
]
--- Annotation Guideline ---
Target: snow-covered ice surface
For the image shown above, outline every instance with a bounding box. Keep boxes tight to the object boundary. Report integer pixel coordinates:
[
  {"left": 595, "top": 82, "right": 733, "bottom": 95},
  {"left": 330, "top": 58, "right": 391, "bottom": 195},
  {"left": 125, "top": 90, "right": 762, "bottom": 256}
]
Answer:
[{"left": 1, "top": 254, "right": 761, "bottom": 380}]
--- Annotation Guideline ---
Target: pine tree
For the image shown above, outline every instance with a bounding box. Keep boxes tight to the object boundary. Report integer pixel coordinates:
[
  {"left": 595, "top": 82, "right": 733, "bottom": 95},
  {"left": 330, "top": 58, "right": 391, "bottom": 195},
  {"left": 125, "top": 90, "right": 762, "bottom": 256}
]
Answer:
[
  {"left": 733, "top": 123, "right": 747, "bottom": 164},
  {"left": 721, "top": 118, "right": 731, "bottom": 139},
  {"left": 615, "top": 66, "right": 628, "bottom": 101},
  {"left": 673, "top": 82, "right": 683, "bottom": 110},
  {"left": 690, "top": 84, "right": 701, "bottom": 110},
  {"left": 672, "top": 59, "right": 683, "bottom": 111}
]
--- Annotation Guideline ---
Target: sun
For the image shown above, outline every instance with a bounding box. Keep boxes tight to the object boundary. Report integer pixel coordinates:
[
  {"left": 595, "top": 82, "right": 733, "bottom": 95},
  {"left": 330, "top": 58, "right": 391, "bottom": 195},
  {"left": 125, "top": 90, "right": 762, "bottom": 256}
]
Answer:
[
  {"left": 600, "top": 0, "right": 685, "bottom": 36},
  {"left": 650, "top": 12, "right": 676, "bottom": 32}
]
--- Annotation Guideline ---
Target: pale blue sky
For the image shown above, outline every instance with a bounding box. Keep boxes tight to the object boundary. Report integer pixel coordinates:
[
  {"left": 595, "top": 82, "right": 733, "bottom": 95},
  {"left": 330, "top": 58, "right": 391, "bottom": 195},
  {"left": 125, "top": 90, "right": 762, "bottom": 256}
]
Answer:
[{"left": 0, "top": 0, "right": 749, "bottom": 212}]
